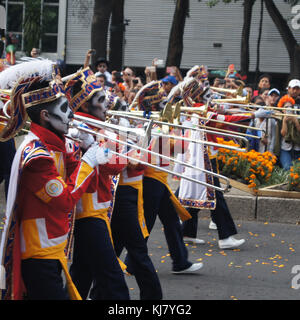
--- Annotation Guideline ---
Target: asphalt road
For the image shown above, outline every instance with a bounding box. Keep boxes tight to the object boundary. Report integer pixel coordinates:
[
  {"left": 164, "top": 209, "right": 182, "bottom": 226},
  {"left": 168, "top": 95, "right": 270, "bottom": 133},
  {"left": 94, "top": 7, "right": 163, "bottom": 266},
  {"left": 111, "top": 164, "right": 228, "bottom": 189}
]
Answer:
[
  {"left": 121, "top": 217, "right": 300, "bottom": 301},
  {"left": 1, "top": 180, "right": 300, "bottom": 302}
]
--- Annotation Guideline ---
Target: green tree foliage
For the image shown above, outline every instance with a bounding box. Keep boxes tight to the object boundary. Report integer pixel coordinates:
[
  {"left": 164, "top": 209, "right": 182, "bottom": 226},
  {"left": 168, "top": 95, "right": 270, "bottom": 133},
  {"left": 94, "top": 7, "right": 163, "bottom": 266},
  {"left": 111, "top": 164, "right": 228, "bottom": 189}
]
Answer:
[{"left": 23, "top": 0, "right": 41, "bottom": 56}]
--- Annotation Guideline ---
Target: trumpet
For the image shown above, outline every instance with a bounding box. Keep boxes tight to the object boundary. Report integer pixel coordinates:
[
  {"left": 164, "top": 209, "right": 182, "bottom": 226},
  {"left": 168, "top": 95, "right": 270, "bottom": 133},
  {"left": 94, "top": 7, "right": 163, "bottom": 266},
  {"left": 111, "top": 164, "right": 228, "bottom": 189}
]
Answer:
[{"left": 70, "top": 120, "right": 231, "bottom": 192}]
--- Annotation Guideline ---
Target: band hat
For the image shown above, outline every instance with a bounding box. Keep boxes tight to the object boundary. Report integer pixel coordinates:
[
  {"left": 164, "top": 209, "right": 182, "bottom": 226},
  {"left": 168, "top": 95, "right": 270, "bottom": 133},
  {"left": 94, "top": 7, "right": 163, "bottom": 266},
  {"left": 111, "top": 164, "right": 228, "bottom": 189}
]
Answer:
[
  {"left": 0, "top": 60, "right": 65, "bottom": 141},
  {"left": 268, "top": 88, "right": 280, "bottom": 96},
  {"left": 287, "top": 79, "right": 300, "bottom": 89},
  {"left": 64, "top": 67, "right": 104, "bottom": 112}
]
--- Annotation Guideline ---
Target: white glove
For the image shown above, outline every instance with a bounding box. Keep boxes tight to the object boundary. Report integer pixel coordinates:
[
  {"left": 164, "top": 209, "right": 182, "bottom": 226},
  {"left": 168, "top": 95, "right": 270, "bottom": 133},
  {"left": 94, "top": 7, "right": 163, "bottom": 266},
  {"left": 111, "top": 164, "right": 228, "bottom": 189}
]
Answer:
[
  {"left": 68, "top": 126, "right": 95, "bottom": 150},
  {"left": 81, "top": 143, "right": 112, "bottom": 168},
  {"left": 254, "top": 108, "right": 274, "bottom": 118},
  {"left": 214, "top": 103, "right": 230, "bottom": 114},
  {"left": 118, "top": 117, "right": 131, "bottom": 128}
]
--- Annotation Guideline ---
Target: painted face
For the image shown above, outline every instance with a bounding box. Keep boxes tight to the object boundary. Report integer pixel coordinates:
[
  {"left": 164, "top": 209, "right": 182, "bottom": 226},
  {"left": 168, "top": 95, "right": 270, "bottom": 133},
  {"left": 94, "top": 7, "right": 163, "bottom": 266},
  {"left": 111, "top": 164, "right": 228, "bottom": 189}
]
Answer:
[
  {"left": 89, "top": 90, "right": 108, "bottom": 121},
  {"left": 48, "top": 97, "right": 74, "bottom": 134},
  {"left": 202, "top": 88, "right": 213, "bottom": 103}
]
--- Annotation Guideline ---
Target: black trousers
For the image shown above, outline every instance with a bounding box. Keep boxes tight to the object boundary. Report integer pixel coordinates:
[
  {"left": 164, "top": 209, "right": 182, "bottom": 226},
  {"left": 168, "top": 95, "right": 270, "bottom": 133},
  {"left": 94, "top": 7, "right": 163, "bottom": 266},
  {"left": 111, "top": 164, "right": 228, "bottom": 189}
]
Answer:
[
  {"left": 142, "top": 177, "right": 192, "bottom": 271},
  {"left": 111, "top": 185, "right": 162, "bottom": 300},
  {"left": 69, "top": 217, "right": 130, "bottom": 300},
  {"left": 182, "top": 158, "right": 237, "bottom": 240},
  {"left": 21, "top": 258, "right": 69, "bottom": 300},
  {"left": 0, "top": 139, "right": 16, "bottom": 199}
]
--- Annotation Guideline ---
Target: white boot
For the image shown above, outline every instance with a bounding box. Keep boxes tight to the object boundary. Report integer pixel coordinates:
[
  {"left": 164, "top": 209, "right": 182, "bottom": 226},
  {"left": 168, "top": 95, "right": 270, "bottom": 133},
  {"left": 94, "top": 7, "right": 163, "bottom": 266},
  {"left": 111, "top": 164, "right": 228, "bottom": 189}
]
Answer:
[
  {"left": 218, "top": 236, "right": 245, "bottom": 249},
  {"left": 209, "top": 220, "right": 217, "bottom": 230},
  {"left": 172, "top": 263, "right": 203, "bottom": 274},
  {"left": 183, "top": 237, "right": 205, "bottom": 244}
]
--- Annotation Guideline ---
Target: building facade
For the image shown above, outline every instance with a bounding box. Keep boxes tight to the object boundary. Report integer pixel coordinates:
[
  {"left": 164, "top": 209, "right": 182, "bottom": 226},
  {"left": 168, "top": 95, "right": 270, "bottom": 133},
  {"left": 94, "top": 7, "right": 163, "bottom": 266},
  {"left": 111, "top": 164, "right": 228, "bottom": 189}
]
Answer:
[{"left": 1, "top": 0, "right": 300, "bottom": 74}]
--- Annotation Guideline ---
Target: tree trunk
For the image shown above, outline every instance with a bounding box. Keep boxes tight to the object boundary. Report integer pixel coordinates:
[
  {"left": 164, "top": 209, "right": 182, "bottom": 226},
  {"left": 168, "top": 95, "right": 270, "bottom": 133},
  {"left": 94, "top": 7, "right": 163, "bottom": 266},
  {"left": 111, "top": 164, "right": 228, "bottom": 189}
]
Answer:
[
  {"left": 91, "top": 0, "right": 113, "bottom": 65},
  {"left": 255, "top": 0, "right": 264, "bottom": 83},
  {"left": 109, "top": 0, "right": 125, "bottom": 71},
  {"left": 240, "top": 0, "right": 255, "bottom": 76},
  {"left": 165, "top": 0, "right": 189, "bottom": 67},
  {"left": 293, "top": 44, "right": 300, "bottom": 79},
  {"left": 264, "top": 0, "right": 300, "bottom": 78}
]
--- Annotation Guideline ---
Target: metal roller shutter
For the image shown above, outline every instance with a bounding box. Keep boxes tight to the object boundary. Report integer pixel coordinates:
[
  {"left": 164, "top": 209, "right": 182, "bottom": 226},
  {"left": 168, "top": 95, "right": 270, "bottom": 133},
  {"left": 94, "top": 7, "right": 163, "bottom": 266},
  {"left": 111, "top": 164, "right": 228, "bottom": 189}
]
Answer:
[
  {"left": 65, "top": 0, "right": 300, "bottom": 74},
  {"left": 65, "top": 0, "right": 94, "bottom": 65}
]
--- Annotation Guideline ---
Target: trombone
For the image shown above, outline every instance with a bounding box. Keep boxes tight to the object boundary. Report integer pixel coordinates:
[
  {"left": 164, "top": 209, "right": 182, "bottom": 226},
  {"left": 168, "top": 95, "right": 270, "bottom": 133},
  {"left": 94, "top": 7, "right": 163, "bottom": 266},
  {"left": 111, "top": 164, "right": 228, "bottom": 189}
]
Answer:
[
  {"left": 107, "top": 110, "right": 255, "bottom": 146},
  {"left": 70, "top": 120, "right": 231, "bottom": 192},
  {"left": 211, "top": 92, "right": 252, "bottom": 105},
  {"left": 211, "top": 100, "right": 300, "bottom": 119},
  {"left": 110, "top": 102, "right": 264, "bottom": 134},
  {"left": 74, "top": 114, "right": 247, "bottom": 153},
  {"left": 210, "top": 85, "right": 244, "bottom": 97}
]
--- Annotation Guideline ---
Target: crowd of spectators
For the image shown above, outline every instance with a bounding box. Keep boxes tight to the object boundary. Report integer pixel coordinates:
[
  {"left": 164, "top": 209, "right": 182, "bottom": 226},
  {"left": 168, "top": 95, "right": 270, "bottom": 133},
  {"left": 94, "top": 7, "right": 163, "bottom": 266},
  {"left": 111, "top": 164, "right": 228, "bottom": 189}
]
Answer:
[{"left": 84, "top": 50, "right": 300, "bottom": 171}]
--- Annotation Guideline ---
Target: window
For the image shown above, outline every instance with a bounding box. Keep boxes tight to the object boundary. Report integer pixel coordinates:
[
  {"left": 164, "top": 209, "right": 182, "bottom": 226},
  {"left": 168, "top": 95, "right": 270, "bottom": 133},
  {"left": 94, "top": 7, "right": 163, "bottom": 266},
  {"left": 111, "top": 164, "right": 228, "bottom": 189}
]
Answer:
[
  {"left": 42, "top": 1, "right": 59, "bottom": 52},
  {"left": 1, "top": 0, "right": 60, "bottom": 53}
]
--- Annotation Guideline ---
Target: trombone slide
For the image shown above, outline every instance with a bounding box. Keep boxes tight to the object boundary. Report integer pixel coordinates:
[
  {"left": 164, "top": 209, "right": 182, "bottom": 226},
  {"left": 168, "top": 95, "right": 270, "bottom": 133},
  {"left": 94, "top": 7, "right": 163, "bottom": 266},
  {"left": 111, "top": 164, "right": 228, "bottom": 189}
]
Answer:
[{"left": 72, "top": 124, "right": 230, "bottom": 192}]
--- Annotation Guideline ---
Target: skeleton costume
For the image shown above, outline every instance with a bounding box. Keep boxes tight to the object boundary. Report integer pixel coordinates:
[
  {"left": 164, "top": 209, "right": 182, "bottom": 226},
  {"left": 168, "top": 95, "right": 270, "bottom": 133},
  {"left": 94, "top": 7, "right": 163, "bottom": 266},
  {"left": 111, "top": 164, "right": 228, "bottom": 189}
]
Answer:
[
  {"left": 0, "top": 61, "right": 106, "bottom": 300},
  {"left": 177, "top": 66, "right": 250, "bottom": 243},
  {"left": 65, "top": 68, "right": 131, "bottom": 300}
]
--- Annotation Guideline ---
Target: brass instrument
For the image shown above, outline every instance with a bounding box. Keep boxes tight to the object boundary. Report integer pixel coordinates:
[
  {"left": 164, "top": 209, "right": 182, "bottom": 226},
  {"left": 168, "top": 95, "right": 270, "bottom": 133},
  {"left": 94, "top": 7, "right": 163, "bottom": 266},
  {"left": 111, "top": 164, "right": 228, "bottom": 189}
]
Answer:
[
  {"left": 71, "top": 120, "right": 231, "bottom": 192},
  {"left": 211, "top": 92, "right": 252, "bottom": 105},
  {"left": 210, "top": 85, "right": 244, "bottom": 97},
  {"left": 74, "top": 114, "right": 247, "bottom": 153}
]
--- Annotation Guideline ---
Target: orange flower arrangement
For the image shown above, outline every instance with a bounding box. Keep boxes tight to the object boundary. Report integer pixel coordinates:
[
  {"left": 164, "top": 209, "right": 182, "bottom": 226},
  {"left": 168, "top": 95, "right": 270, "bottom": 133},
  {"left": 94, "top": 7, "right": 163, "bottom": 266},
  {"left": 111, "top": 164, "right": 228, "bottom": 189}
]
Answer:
[
  {"left": 288, "top": 159, "right": 300, "bottom": 191},
  {"left": 217, "top": 138, "right": 277, "bottom": 191}
]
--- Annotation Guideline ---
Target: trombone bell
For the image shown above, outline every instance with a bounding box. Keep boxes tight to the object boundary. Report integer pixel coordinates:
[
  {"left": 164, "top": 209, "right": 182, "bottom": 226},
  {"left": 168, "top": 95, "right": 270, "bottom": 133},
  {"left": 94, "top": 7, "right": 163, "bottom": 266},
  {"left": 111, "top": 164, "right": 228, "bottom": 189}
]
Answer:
[
  {"left": 210, "top": 85, "right": 244, "bottom": 97},
  {"left": 212, "top": 92, "right": 251, "bottom": 105}
]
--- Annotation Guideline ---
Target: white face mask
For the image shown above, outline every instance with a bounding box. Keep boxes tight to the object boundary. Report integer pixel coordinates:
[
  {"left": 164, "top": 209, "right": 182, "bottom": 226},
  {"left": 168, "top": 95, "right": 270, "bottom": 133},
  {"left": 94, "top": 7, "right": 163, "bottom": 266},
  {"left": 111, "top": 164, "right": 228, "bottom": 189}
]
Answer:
[
  {"left": 202, "top": 88, "right": 213, "bottom": 103},
  {"left": 48, "top": 97, "right": 73, "bottom": 134},
  {"left": 89, "top": 90, "right": 109, "bottom": 121}
]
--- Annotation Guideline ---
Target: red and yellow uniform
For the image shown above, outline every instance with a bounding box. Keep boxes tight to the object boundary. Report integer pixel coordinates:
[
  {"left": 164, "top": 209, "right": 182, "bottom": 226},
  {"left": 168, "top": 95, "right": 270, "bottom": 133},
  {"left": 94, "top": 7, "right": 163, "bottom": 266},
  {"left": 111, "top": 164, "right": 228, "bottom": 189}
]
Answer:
[
  {"left": 5, "top": 123, "right": 96, "bottom": 300},
  {"left": 144, "top": 133, "right": 191, "bottom": 222}
]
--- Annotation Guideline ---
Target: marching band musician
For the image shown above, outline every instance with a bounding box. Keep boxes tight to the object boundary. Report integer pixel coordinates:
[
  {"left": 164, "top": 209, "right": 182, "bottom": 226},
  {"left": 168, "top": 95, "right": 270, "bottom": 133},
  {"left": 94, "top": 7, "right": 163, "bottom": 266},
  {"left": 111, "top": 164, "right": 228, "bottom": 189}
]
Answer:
[
  {"left": 141, "top": 131, "right": 204, "bottom": 273},
  {"left": 0, "top": 62, "right": 112, "bottom": 300},
  {"left": 110, "top": 147, "right": 163, "bottom": 300},
  {"left": 124, "top": 83, "right": 203, "bottom": 274},
  {"left": 65, "top": 68, "right": 131, "bottom": 300},
  {"left": 178, "top": 66, "right": 274, "bottom": 249}
]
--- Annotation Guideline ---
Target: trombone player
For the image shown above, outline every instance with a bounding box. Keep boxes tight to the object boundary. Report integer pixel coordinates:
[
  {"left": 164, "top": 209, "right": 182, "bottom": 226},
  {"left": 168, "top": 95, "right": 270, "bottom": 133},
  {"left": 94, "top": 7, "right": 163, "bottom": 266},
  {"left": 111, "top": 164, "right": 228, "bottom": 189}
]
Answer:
[
  {"left": 174, "top": 66, "right": 274, "bottom": 249},
  {"left": 64, "top": 68, "right": 131, "bottom": 300},
  {"left": 0, "top": 61, "right": 112, "bottom": 300}
]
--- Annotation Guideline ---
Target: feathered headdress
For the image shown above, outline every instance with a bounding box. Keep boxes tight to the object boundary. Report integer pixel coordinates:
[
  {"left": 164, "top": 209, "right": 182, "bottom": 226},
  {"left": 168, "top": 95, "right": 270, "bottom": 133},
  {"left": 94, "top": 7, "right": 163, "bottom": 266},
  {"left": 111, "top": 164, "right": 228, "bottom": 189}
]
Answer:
[
  {"left": 0, "top": 59, "right": 55, "bottom": 90},
  {"left": 0, "top": 59, "right": 65, "bottom": 141}
]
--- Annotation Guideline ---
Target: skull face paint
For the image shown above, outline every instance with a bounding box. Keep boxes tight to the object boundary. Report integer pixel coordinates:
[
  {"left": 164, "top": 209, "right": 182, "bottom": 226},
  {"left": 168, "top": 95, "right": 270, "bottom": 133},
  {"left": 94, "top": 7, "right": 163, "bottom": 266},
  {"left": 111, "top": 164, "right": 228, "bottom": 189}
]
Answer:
[
  {"left": 47, "top": 97, "right": 74, "bottom": 134},
  {"left": 88, "top": 90, "right": 109, "bottom": 121}
]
